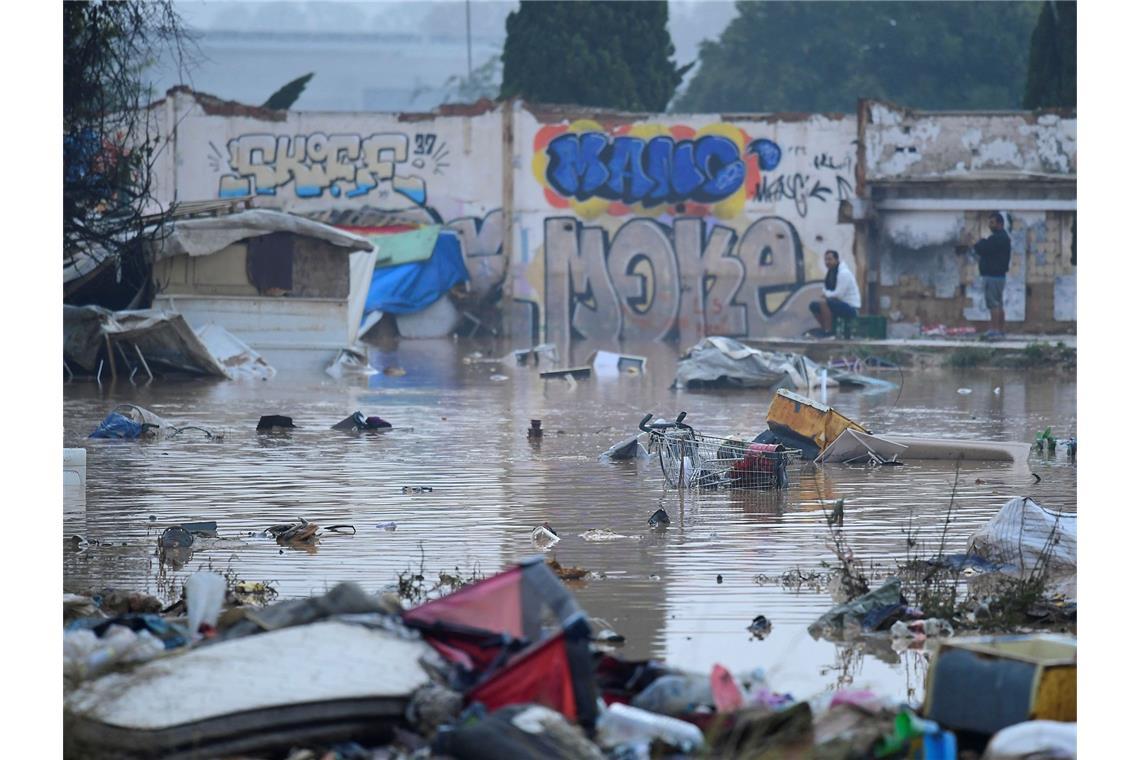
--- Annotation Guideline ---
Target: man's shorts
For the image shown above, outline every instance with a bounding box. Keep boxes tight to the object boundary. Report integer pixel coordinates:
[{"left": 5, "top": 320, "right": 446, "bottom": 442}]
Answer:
[
  {"left": 982, "top": 276, "right": 1006, "bottom": 310},
  {"left": 810, "top": 298, "right": 858, "bottom": 319}
]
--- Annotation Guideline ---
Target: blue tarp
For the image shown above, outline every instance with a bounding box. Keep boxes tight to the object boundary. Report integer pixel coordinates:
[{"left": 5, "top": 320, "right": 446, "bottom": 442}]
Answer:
[
  {"left": 363, "top": 229, "right": 468, "bottom": 315},
  {"left": 89, "top": 412, "right": 145, "bottom": 440}
]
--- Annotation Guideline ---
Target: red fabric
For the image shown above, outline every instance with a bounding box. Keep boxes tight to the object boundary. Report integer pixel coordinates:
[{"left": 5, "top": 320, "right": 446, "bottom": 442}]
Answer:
[
  {"left": 468, "top": 633, "right": 578, "bottom": 720},
  {"left": 403, "top": 566, "right": 524, "bottom": 638},
  {"left": 731, "top": 442, "right": 779, "bottom": 476},
  {"left": 424, "top": 639, "right": 476, "bottom": 671},
  {"left": 710, "top": 663, "right": 743, "bottom": 712}
]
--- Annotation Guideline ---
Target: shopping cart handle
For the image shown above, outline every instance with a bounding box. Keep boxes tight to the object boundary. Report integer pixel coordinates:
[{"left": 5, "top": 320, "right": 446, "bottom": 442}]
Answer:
[
  {"left": 638, "top": 413, "right": 654, "bottom": 432},
  {"left": 675, "top": 412, "right": 687, "bottom": 424}
]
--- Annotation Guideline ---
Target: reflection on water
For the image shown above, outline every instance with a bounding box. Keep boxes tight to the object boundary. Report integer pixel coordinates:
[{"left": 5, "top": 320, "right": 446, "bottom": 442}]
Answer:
[{"left": 63, "top": 338, "right": 1076, "bottom": 706}]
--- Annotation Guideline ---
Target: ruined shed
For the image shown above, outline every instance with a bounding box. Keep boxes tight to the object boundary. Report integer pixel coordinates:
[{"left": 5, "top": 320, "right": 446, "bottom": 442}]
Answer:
[
  {"left": 147, "top": 209, "right": 376, "bottom": 363},
  {"left": 852, "top": 100, "right": 1076, "bottom": 331}
]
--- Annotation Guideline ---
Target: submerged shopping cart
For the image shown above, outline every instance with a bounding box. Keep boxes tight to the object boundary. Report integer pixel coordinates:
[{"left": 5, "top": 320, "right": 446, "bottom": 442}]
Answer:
[{"left": 639, "top": 412, "right": 801, "bottom": 490}]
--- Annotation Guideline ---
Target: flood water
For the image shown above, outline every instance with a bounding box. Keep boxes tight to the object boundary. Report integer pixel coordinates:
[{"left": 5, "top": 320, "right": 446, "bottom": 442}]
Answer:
[{"left": 62, "top": 338, "right": 1076, "bottom": 707}]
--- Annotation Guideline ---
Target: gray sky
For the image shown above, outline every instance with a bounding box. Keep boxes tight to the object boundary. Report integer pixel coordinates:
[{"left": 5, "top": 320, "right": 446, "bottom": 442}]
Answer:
[{"left": 150, "top": 0, "right": 739, "bottom": 111}]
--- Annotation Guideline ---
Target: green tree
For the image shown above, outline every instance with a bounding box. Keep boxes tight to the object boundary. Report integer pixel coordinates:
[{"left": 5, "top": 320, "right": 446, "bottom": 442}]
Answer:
[
  {"left": 1023, "top": 1, "right": 1076, "bottom": 108},
  {"left": 64, "top": 1, "right": 194, "bottom": 265},
  {"left": 500, "top": 0, "right": 690, "bottom": 111},
  {"left": 675, "top": 1, "right": 1041, "bottom": 113},
  {"left": 263, "top": 72, "right": 314, "bottom": 110}
]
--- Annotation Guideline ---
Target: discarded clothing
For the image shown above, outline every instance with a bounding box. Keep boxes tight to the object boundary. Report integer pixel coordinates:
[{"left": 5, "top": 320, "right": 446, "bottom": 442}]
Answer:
[
  {"left": 727, "top": 442, "right": 790, "bottom": 489},
  {"left": 89, "top": 405, "right": 167, "bottom": 440},
  {"left": 808, "top": 578, "right": 906, "bottom": 638},
  {"left": 89, "top": 412, "right": 146, "bottom": 440}
]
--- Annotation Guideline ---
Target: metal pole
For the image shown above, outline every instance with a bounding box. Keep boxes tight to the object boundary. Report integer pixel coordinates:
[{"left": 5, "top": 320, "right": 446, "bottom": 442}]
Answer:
[
  {"left": 105, "top": 334, "right": 118, "bottom": 382},
  {"left": 465, "top": 0, "right": 472, "bottom": 79},
  {"left": 134, "top": 344, "right": 154, "bottom": 382}
]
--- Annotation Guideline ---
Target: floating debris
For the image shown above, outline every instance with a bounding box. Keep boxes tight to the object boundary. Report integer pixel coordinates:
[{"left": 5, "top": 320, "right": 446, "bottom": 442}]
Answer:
[
  {"left": 546, "top": 558, "right": 589, "bottom": 581},
  {"left": 531, "top": 522, "right": 560, "bottom": 549},
  {"left": 579, "top": 529, "right": 631, "bottom": 542}
]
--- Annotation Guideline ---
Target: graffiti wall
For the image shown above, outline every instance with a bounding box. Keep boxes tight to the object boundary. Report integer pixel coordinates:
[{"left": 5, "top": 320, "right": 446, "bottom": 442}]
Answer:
[
  {"left": 159, "top": 89, "right": 508, "bottom": 298},
  {"left": 509, "top": 108, "right": 859, "bottom": 343},
  {"left": 154, "top": 90, "right": 1072, "bottom": 338}
]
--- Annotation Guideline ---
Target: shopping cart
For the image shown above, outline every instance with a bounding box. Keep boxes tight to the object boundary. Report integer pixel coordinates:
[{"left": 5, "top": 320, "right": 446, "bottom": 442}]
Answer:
[{"left": 639, "top": 412, "right": 801, "bottom": 490}]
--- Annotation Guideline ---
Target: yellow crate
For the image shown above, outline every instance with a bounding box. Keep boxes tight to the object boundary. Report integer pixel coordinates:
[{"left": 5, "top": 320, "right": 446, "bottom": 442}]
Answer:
[
  {"left": 923, "top": 634, "right": 1076, "bottom": 735},
  {"left": 765, "top": 389, "right": 867, "bottom": 452}
]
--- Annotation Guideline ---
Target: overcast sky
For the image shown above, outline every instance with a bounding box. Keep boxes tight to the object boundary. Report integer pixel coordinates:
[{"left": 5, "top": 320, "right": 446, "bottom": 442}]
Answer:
[{"left": 153, "top": 0, "right": 740, "bottom": 110}]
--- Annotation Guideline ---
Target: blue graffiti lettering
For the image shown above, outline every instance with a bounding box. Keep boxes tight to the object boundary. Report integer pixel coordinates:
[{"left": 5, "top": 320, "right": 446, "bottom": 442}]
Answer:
[
  {"left": 605, "top": 137, "right": 654, "bottom": 202},
  {"left": 747, "top": 138, "right": 782, "bottom": 172},
  {"left": 695, "top": 136, "right": 746, "bottom": 201},
  {"left": 545, "top": 133, "right": 747, "bottom": 205}
]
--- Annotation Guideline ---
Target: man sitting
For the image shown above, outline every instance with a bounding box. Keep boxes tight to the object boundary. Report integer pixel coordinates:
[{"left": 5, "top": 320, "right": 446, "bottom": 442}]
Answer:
[{"left": 808, "top": 250, "right": 861, "bottom": 336}]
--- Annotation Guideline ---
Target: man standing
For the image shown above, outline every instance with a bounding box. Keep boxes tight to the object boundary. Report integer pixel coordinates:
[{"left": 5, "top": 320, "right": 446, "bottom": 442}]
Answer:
[
  {"left": 970, "top": 212, "right": 1012, "bottom": 338},
  {"left": 808, "top": 250, "right": 861, "bottom": 336}
]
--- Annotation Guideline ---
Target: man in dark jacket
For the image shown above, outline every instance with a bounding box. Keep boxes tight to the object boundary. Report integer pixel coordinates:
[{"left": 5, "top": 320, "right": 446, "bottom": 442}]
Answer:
[{"left": 969, "top": 212, "right": 1011, "bottom": 338}]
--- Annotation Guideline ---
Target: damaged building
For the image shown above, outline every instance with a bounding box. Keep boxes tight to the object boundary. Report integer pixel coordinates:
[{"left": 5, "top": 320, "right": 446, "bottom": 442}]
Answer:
[
  {"left": 851, "top": 100, "right": 1076, "bottom": 333},
  {"left": 135, "top": 88, "right": 1075, "bottom": 342}
]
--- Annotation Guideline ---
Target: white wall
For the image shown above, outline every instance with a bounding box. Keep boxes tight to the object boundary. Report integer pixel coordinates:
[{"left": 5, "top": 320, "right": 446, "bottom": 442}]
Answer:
[{"left": 508, "top": 105, "right": 858, "bottom": 343}]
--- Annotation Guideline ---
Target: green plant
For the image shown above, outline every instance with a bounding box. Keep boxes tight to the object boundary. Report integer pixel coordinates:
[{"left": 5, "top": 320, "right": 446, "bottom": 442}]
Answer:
[
  {"left": 65, "top": 1, "right": 196, "bottom": 267},
  {"left": 395, "top": 543, "right": 485, "bottom": 605},
  {"left": 1035, "top": 426, "right": 1057, "bottom": 452},
  {"left": 263, "top": 72, "right": 313, "bottom": 110},
  {"left": 944, "top": 346, "right": 996, "bottom": 368},
  {"left": 897, "top": 461, "right": 965, "bottom": 618}
]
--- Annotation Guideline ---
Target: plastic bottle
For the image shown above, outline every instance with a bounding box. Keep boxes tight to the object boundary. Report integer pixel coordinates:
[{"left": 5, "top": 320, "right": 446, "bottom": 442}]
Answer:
[
  {"left": 595, "top": 703, "right": 705, "bottom": 752},
  {"left": 186, "top": 571, "right": 227, "bottom": 634},
  {"left": 65, "top": 626, "right": 165, "bottom": 680}
]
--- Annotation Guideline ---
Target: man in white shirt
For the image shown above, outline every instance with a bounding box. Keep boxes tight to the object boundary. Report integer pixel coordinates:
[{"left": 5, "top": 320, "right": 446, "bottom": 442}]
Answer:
[{"left": 808, "top": 250, "right": 861, "bottom": 336}]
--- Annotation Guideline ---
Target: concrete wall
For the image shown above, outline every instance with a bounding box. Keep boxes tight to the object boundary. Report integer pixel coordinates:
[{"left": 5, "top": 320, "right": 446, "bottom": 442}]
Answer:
[
  {"left": 872, "top": 209, "right": 1076, "bottom": 330},
  {"left": 507, "top": 105, "right": 858, "bottom": 344},
  {"left": 154, "top": 88, "right": 508, "bottom": 300},
  {"left": 861, "top": 100, "right": 1076, "bottom": 330},
  {"left": 148, "top": 89, "right": 1076, "bottom": 339},
  {"left": 864, "top": 101, "right": 1076, "bottom": 180}
]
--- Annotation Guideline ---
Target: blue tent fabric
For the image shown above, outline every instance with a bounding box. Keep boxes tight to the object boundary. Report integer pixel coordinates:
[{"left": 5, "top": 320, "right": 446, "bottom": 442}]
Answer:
[{"left": 363, "top": 230, "right": 468, "bottom": 315}]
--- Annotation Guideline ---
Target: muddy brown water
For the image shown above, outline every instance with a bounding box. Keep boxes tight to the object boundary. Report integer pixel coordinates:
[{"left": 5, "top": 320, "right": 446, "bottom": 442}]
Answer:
[{"left": 63, "top": 339, "right": 1076, "bottom": 708}]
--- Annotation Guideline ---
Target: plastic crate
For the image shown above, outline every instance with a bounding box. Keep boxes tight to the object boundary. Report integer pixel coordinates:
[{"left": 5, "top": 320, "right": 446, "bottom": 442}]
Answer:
[
  {"left": 923, "top": 634, "right": 1076, "bottom": 736},
  {"left": 834, "top": 314, "right": 887, "bottom": 339}
]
